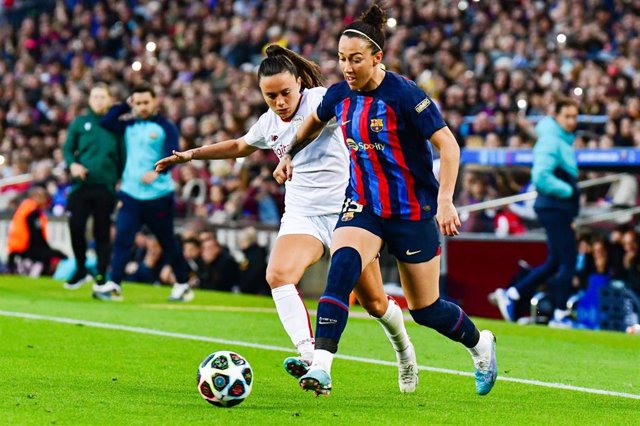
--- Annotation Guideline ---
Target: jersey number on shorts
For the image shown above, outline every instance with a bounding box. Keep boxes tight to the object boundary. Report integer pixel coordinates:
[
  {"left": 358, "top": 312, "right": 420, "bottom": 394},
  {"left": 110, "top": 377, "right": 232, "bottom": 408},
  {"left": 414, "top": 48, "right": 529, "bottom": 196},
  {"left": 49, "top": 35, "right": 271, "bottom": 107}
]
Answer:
[{"left": 340, "top": 198, "right": 363, "bottom": 222}]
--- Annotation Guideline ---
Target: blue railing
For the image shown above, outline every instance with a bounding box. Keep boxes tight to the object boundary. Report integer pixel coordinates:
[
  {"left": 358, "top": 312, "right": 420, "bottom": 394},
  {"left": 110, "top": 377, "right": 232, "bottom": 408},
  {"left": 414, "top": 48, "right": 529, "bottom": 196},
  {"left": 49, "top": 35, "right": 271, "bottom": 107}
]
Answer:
[
  {"left": 461, "top": 148, "right": 640, "bottom": 167},
  {"left": 462, "top": 115, "right": 609, "bottom": 125}
]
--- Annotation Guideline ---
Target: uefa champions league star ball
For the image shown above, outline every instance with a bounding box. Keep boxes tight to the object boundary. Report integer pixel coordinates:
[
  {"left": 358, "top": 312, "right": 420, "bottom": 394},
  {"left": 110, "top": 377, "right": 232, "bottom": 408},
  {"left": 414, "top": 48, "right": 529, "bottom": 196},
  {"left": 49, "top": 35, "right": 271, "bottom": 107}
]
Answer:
[{"left": 197, "top": 350, "right": 253, "bottom": 407}]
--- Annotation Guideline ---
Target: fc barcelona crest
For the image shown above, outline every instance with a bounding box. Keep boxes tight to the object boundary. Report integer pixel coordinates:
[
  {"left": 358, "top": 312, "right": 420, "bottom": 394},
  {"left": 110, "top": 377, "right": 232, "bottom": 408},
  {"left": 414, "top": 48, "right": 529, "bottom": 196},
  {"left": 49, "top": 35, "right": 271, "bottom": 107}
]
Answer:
[
  {"left": 370, "top": 118, "right": 384, "bottom": 132},
  {"left": 341, "top": 212, "right": 354, "bottom": 222}
]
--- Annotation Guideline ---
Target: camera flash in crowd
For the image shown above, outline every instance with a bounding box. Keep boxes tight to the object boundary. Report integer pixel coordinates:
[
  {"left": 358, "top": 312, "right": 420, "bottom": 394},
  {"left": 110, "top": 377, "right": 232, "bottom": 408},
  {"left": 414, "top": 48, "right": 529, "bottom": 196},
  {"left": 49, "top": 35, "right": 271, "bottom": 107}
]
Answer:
[
  {"left": 573, "top": 87, "right": 583, "bottom": 96},
  {"left": 131, "top": 61, "right": 142, "bottom": 71},
  {"left": 146, "top": 41, "right": 157, "bottom": 53},
  {"left": 458, "top": 1, "right": 469, "bottom": 11},
  {"left": 387, "top": 18, "right": 397, "bottom": 28},
  {"left": 556, "top": 33, "right": 567, "bottom": 44},
  {"left": 517, "top": 99, "right": 528, "bottom": 110}
]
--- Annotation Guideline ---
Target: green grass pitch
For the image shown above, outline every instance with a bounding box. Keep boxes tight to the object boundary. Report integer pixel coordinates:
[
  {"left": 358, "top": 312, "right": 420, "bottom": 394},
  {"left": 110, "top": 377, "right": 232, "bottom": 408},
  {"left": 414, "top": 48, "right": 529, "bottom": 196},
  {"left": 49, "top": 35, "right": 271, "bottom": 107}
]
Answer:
[{"left": 1, "top": 276, "right": 638, "bottom": 425}]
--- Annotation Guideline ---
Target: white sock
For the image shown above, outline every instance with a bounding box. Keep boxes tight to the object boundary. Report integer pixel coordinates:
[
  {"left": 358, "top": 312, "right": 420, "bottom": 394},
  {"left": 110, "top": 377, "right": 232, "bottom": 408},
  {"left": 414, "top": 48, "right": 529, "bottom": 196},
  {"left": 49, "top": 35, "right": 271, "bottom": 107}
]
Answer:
[
  {"left": 506, "top": 287, "right": 521, "bottom": 301},
  {"left": 467, "top": 331, "right": 491, "bottom": 358},
  {"left": 375, "top": 298, "right": 412, "bottom": 361},
  {"left": 272, "top": 284, "right": 314, "bottom": 362},
  {"left": 311, "top": 349, "right": 334, "bottom": 373}
]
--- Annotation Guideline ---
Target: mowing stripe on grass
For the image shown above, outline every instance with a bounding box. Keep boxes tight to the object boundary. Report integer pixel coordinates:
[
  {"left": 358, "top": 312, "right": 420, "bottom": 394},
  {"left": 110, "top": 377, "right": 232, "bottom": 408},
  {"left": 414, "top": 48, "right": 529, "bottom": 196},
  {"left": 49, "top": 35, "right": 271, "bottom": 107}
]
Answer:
[{"left": 2, "top": 309, "right": 639, "bottom": 401}]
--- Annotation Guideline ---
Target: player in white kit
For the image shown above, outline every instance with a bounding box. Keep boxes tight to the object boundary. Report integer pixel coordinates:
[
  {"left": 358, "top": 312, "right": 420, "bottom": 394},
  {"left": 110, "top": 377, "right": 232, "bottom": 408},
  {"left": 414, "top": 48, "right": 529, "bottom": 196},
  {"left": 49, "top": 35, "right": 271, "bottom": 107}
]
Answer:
[{"left": 155, "top": 45, "right": 418, "bottom": 392}]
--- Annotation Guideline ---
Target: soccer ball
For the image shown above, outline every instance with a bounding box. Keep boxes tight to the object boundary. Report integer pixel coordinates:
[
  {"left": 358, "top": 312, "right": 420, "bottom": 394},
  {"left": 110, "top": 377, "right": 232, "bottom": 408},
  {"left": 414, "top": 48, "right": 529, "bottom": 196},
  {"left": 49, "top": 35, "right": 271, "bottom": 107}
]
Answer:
[{"left": 197, "top": 350, "right": 253, "bottom": 408}]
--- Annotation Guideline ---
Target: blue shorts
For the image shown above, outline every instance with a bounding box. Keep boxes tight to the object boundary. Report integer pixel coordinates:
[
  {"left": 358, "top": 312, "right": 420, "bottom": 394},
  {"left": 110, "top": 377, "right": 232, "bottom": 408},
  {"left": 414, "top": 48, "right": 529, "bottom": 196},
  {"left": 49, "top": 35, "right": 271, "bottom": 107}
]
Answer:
[{"left": 334, "top": 199, "right": 441, "bottom": 263}]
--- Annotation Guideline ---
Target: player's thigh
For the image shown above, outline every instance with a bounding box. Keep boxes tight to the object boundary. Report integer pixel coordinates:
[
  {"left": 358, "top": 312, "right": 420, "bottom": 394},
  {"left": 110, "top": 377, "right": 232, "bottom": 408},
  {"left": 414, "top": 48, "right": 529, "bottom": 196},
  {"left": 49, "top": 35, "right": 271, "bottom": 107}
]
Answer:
[
  {"left": 352, "top": 257, "right": 388, "bottom": 317},
  {"left": 266, "top": 234, "right": 325, "bottom": 288},
  {"left": 383, "top": 217, "right": 440, "bottom": 264},
  {"left": 330, "top": 226, "right": 383, "bottom": 267},
  {"left": 397, "top": 255, "right": 441, "bottom": 310}
]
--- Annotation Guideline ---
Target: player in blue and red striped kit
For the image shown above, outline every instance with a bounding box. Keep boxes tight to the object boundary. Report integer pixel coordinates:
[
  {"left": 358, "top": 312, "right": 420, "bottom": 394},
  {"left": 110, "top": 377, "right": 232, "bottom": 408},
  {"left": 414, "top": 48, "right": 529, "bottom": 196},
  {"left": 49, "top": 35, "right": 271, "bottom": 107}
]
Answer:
[{"left": 273, "top": 4, "right": 498, "bottom": 397}]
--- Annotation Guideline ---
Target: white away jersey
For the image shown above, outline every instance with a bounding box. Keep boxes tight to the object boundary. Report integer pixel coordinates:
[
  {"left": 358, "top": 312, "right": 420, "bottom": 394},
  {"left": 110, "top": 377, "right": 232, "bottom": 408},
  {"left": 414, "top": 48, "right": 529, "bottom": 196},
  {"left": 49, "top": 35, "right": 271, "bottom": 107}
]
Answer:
[{"left": 244, "top": 87, "right": 349, "bottom": 216}]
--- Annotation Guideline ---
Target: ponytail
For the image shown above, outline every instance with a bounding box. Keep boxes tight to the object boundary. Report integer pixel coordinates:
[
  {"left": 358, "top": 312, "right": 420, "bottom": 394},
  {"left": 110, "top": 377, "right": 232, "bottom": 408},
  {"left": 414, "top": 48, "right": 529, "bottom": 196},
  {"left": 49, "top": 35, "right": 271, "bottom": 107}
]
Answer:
[{"left": 258, "top": 45, "right": 324, "bottom": 89}]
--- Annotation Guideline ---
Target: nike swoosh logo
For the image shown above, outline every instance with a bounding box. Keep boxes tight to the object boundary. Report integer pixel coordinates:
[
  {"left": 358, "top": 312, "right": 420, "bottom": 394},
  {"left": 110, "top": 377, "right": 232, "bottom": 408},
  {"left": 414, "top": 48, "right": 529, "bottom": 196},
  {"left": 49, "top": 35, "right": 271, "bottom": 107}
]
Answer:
[
  {"left": 405, "top": 249, "right": 422, "bottom": 256},
  {"left": 341, "top": 120, "right": 351, "bottom": 126},
  {"left": 318, "top": 317, "right": 338, "bottom": 325}
]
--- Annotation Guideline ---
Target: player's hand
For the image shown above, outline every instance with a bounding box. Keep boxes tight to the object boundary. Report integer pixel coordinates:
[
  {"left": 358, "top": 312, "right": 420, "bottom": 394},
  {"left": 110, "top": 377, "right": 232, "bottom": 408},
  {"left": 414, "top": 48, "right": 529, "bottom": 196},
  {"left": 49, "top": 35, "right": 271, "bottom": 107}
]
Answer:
[
  {"left": 70, "top": 162, "right": 88, "bottom": 180},
  {"left": 141, "top": 170, "right": 159, "bottom": 184},
  {"left": 155, "top": 150, "right": 193, "bottom": 172},
  {"left": 273, "top": 154, "right": 293, "bottom": 184},
  {"left": 436, "top": 198, "right": 461, "bottom": 236}
]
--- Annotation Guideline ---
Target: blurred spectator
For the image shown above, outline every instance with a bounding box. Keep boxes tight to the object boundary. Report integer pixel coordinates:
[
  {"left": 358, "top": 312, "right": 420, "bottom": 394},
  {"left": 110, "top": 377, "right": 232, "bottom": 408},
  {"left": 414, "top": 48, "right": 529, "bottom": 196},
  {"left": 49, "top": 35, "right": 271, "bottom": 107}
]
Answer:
[
  {"left": 181, "top": 237, "right": 204, "bottom": 287},
  {"left": 617, "top": 229, "right": 640, "bottom": 296},
  {"left": 197, "top": 235, "right": 239, "bottom": 292},
  {"left": 124, "top": 235, "right": 164, "bottom": 284},
  {"left": 236, "top": 226, "right": 269, "bottom": 295},
  {"left": 176, "top": 163, "right": 207, "bottom": 217},
  {"left": 574, "top": 233, "right": 594, "bottom": 289},
  {"left": 6, "top": 186, "right": 66, "bottom": 276},
  {"left": 494, "top": 207, "right": 527, "bottom": 237},
  {"left": 591, "top": 236, "right": 613, "bottom": 278},
  {"left": 456, "top": 170, "right": 496, "bottom": 232}
]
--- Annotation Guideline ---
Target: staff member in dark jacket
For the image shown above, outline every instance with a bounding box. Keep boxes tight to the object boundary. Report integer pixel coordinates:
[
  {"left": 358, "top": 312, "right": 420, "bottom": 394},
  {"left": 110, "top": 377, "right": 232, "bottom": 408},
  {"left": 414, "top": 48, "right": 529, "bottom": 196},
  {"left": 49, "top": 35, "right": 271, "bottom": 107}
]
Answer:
[
  {"left": 495, "top": 97, "right": 580, "bottom": 323},
  {"left": 62, "top": 83, "right": 124, "bottom": 289}
]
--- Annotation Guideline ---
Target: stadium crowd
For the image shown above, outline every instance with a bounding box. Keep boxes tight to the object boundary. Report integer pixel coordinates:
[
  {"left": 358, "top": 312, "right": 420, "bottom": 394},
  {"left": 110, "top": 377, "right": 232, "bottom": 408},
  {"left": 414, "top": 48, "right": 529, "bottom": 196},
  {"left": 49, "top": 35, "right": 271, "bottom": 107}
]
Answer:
[
  {"left": 0, "top": 1, "right": 638, "bottom": 302},
  {"left": 0, "top": 0, "right": 639, "bottom": 217}
]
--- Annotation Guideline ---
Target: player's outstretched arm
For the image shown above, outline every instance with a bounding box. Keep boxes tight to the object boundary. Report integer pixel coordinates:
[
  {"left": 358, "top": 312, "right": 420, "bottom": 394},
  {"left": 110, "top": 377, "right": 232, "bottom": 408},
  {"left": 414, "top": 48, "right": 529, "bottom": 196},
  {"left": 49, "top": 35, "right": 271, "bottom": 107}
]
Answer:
[
  {"left": 288, "top": 111, "right": 327, "bottom": 156},
  {"left": 273, "top": 112, "right": 326, "bottom": 184},
  {"left": 155, "top": 137, "right": 257, "bottom": 172},
  {"left": 430, "top": 126, "right": 462, "bottom": 237}
]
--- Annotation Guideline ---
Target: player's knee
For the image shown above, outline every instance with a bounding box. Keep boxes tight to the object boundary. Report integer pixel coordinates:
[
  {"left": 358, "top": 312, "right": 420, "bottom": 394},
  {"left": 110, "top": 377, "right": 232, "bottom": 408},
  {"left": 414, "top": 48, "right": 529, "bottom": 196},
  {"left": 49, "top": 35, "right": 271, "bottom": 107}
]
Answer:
[
  {"left": 325, "top": 247, "right": 362, "bottom": 300},
  {"left": 266, "top": 266, "right": 296, "bottom": 288},
  {"left": 359, "top": 294, "right": 387, "bottom": 318}
]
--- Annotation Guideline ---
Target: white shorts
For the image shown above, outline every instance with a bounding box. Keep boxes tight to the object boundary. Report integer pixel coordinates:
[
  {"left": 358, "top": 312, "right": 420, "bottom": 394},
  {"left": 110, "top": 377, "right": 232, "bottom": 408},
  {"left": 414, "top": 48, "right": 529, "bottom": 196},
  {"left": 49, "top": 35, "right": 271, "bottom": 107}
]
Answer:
[{"left": 277, "top": 212, "right": 339, "bottom": 249}]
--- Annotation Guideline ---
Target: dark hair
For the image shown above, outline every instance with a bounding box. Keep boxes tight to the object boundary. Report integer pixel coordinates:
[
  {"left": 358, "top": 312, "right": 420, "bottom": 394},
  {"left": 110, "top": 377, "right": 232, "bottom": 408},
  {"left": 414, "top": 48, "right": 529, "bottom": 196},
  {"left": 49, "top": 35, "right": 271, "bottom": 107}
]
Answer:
[
  {"left": 131, "top": 83, "right": 156, "bottom": 98},
  {"left": 91, "top": 82, "right": 111, "bottom": 95},
  {"left": 258, "top": 44, "right": 324, "bottom": 89},
  {"left": 342, "top": 4, "right": 387, "bottom": 53},
  {"left": 183, "top": 238, "right": 201, "bottom": 248},
  {"left": 27, "top": 185, "right": 47, "bottom": 199},
  {"left": 554, "top": 96, "right": 578, "bottom": 114}
]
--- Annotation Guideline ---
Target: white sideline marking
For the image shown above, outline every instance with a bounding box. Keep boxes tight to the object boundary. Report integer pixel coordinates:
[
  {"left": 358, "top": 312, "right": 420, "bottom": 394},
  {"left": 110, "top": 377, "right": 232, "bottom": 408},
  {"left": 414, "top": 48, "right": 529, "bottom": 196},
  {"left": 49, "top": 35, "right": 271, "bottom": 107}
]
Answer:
[
  {"left": 143, "top": 304, "right": 376, "bottom": 320},
  {"left": 1, "top": 309, "right": 639, "bottom": 401}
]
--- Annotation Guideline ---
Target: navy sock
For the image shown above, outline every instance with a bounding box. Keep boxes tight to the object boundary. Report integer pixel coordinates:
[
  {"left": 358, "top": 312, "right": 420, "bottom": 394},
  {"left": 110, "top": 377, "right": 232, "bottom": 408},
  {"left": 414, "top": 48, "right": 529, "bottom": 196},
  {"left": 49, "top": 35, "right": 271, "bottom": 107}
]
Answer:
[
  {"left": 315, "top": 247, "right": 362, "bottom": 354},
  {"left": 410, "top": 298, "right": 480, "bottom": 348}
]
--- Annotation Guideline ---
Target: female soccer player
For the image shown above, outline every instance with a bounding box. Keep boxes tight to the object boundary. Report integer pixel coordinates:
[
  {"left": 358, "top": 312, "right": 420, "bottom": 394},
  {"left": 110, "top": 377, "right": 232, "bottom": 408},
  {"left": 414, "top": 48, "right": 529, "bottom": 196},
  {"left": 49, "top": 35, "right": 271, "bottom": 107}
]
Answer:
[
  {"left": 155, "top": 45, "right": 418, "bottom": 393},
  {"left": 273, "top": 5, "right": 498, "bottom": 397}
]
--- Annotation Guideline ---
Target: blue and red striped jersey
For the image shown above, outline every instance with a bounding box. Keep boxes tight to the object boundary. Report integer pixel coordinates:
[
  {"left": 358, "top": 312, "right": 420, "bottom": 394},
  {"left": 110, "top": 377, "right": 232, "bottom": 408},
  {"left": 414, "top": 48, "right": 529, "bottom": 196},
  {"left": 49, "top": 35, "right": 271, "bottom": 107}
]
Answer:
[{"left": 316, "top": 71, "right": 446, "bottom": 220}]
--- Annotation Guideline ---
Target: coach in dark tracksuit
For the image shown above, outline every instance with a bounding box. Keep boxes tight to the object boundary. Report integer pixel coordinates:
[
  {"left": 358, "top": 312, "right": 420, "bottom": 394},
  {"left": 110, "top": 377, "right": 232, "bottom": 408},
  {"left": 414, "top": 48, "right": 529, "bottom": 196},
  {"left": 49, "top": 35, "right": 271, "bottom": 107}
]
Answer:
[
  {"left": 495, "top": 97, "right": 580, "bottom": 322},
  {"left": 95, "top": 84, "right": 192, "bottom": 302},
  {"left": 63, "top": 84, "right": 124, "bottom": 289}
]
